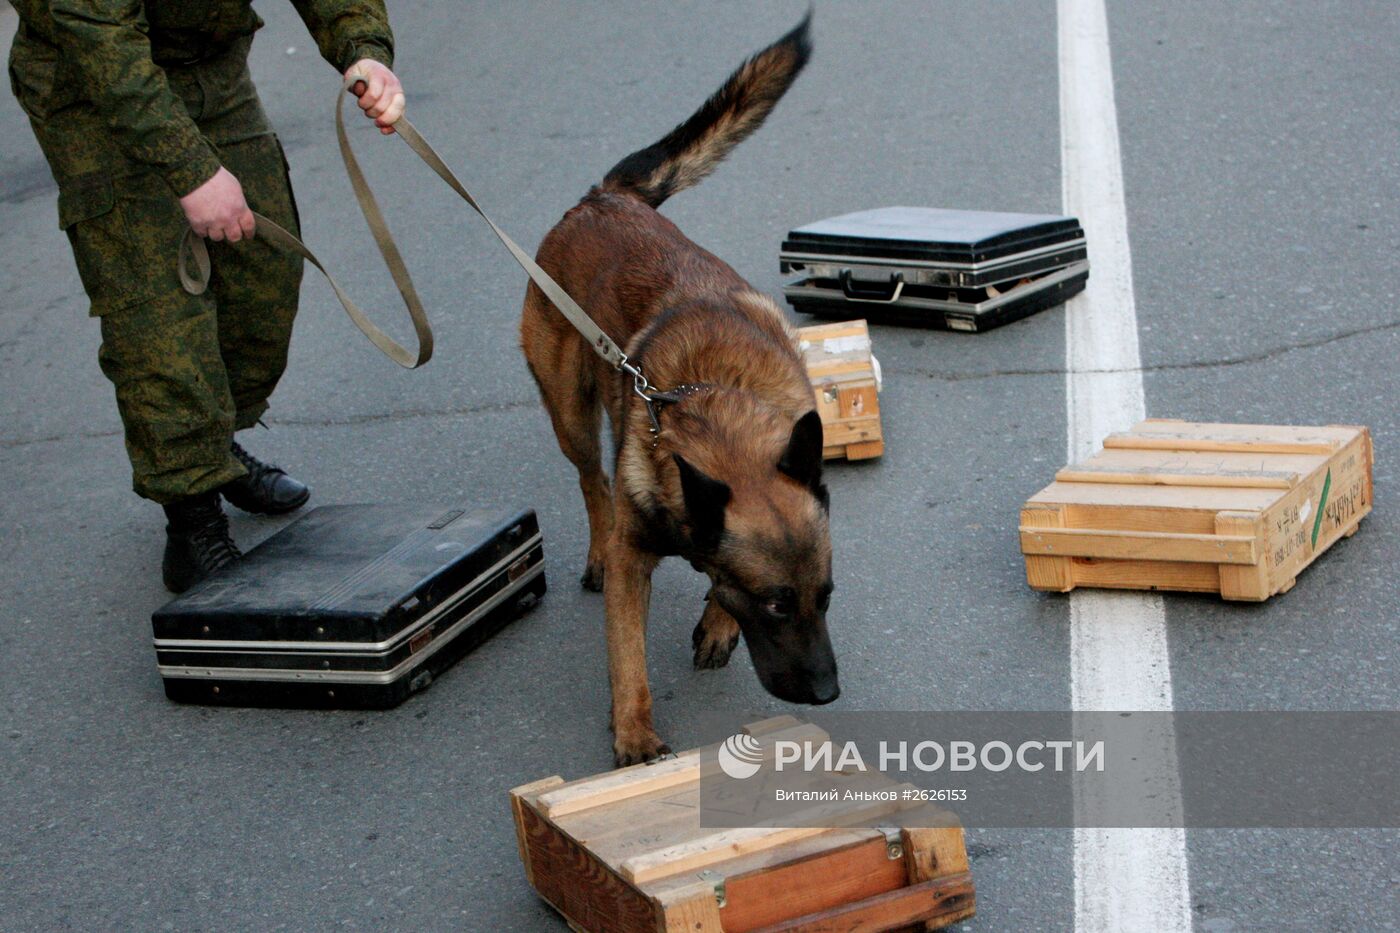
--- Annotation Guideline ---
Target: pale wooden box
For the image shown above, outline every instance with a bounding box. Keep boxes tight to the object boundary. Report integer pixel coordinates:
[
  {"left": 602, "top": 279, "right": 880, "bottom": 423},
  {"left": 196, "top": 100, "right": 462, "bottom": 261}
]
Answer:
[
  {"left": 796, "top": 320, "right": 884, "bottom": 461},
  {"left": 1020, "top": 420, "right": 1374, "bottom": 601},
  {"left": 510, "top": 717, "right": 975, "bottom": 932}
]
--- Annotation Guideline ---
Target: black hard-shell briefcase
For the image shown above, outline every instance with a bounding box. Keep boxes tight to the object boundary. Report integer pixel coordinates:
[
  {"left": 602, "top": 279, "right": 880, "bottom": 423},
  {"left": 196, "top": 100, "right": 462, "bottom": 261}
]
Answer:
[
  {"left": 151, "top": 504, "right": 545, "bottom": 709},
  {"left": 780, "top": 207, "right": 1089, "bottom": 332}
]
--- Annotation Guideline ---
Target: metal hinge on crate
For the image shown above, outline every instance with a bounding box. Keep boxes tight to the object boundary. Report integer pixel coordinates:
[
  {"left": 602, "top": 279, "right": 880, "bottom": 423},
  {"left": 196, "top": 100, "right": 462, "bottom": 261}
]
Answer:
[
  {"left": 878, "top": 825, "right": 905, "bottom": 860},
  {"left": 696, "top": 869, "right": 726, "bottom": 908}
]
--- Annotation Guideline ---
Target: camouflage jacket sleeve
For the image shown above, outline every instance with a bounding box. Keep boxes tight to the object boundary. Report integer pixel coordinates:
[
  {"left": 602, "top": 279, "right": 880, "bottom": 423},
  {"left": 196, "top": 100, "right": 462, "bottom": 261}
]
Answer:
[
  {"left": 288, "top": 0, "right": 395, "bottom": 74},
  {"left": 13, "top": 1, "right": 223, "bottom": 196}
]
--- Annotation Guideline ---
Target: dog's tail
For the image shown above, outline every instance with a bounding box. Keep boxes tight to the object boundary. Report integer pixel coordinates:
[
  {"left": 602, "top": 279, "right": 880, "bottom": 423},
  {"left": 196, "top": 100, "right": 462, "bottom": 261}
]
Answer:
[{"left": 601, "top": 11, "right": 812, "bottom": 208}]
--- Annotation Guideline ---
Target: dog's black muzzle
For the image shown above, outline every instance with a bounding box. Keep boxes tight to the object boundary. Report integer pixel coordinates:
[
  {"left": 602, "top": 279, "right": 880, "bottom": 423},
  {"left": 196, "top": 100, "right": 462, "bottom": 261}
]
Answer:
[{"left": 738, "top": 615, "right": 840, "bottom": 706}]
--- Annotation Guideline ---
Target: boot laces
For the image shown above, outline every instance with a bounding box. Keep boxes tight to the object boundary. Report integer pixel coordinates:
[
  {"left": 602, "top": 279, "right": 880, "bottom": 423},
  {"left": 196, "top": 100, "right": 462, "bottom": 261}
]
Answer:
[
  {"left": 185, "top": 499, "right": 242, "bottom": 570},
  {"left": 231, "top": 441, "right": 285, "bottom": 490}
]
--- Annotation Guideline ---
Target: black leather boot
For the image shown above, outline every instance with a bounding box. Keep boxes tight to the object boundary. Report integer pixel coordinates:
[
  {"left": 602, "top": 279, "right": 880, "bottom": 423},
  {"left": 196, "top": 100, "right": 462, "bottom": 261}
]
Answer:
[
  {"left": 162, "top": 492, "right": 243, "bottom": 593},
  {"left": 220, "top": 441, "right": 311, "bottom": 515}
]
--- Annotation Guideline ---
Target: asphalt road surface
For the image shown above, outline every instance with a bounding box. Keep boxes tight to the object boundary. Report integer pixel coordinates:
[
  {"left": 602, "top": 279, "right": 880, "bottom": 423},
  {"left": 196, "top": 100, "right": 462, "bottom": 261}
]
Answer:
[{"left": 1, "top": 2, "right": 1396, "bottom": 931}]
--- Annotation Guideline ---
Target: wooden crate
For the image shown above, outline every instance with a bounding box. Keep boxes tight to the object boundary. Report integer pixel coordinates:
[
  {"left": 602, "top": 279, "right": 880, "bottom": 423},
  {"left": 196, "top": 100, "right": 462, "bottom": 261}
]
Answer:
[
  {"left": 1020, "top": 420, "right": 1374, "bottom": 601},
  {"left": 511, "top": 716, "right": 975, "bottom": 932},
  {"left": 797, "top": 320, "right": 885, "bottom": 461}
]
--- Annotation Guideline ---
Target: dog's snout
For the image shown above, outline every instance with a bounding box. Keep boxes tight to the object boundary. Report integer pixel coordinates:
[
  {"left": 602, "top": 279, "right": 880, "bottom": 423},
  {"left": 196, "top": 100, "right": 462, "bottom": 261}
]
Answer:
[
  {"left": 757, "top": 661, "right": 840, "bottom": 706},
  {"left": 743, "top": 614, "right": 841, "bottom": 707},
  {"left": 809, "top": 676, "right": 840, "bottom": 705}
]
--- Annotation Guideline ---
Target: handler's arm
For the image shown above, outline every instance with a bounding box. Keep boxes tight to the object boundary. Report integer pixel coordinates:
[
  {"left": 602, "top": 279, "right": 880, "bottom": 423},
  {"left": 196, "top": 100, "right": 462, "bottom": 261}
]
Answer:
[
  {"left": 289, "top": 1, "right": 402, "bottom": 133},
  {"left": 289, "top": 0, "right": 395, "bottom": 73},
  {"left": 16, "top": 0, "right": 223, "bottom": 197}
]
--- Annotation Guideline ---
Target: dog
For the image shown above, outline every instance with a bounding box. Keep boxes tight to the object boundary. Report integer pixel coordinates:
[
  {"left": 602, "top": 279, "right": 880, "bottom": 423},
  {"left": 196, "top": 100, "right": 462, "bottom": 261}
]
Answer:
[{"left": 520, "top": 12, "right": 837, "bottom": 766}]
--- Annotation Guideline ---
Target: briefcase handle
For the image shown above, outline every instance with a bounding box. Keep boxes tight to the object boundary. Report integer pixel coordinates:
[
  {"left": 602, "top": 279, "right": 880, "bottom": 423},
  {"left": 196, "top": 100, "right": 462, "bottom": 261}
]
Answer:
[{"left": 839, "top": 269, "right": 905, "bottom": 303}]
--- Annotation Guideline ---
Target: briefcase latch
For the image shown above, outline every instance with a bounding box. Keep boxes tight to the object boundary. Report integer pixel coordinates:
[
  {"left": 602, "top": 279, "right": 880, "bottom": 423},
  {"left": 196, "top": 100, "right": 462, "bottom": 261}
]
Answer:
[{"left": 409, "top": 625, "right": 435, "bottom": 654}]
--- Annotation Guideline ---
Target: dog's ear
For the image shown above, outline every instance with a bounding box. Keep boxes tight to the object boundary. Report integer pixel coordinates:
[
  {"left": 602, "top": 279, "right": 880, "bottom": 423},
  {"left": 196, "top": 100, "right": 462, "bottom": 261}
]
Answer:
[
  {"left": 778, "top": 410, "right": 825, "bottom": 490},
  {"left": 674, "top": 454, "right": 731, "bottom": 550}
]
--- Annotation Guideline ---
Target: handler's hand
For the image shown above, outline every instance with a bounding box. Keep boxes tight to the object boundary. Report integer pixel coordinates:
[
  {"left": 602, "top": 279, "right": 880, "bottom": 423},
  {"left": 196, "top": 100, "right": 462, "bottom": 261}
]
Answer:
[
  {"left": 346, "top": 59, "right": 406, "bottom": 135},
  {"left": 180, "top": 167, "right": 256, "bottom": 243}
]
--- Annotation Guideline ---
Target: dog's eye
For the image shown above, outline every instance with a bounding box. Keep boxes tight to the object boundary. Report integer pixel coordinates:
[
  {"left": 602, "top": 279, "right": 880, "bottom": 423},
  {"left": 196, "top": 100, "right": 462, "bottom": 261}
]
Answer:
[{"left": 763, "top": 596, "right": 794, "bottom": 619}]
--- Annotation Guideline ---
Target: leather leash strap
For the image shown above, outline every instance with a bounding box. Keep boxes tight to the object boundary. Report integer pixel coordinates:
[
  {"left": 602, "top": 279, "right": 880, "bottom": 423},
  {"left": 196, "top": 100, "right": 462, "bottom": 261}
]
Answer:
[{"left": 180, "top": 76, "right": 631, "bottom": 374}]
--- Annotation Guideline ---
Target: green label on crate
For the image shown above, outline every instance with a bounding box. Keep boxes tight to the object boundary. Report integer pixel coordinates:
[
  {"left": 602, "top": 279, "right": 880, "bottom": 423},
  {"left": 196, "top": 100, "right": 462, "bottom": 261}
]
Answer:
[{"left": 1311, "top": 469, "right": 1331, "bottom": 550}]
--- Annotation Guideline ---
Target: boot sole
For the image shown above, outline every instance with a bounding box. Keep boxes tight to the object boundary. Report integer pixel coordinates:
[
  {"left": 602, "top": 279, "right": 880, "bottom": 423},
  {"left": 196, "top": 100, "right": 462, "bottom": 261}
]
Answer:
[
  {"left": 222, "top": 486, "right": 311, "bottom": 516},
  {"left": 163, "top": 552, "right": 240, "bottom": 593},
  {"left": 162, "top": 556, "right": 199, "bottom": 595}
]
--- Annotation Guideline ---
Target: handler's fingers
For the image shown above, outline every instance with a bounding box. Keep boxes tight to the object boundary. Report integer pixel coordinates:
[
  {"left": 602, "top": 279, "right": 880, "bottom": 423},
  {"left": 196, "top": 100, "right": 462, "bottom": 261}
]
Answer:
[
  {"left": 366, "top": 88, "right": 400, "bottom": 120},
  {"left": 359, "top": 73, "right": 385, "bottom": 112},
  {"left": 207, "top": 225, "right": 227, "bottom": 243},
  {"left": 238, "top": 209, "right": 256, "bottom": 241},
  {"left": 346, "top": 61, "right": 371, "bottom": 97},
  {"left": 376, "top": 92, "right": 406, "bottom": 128}
]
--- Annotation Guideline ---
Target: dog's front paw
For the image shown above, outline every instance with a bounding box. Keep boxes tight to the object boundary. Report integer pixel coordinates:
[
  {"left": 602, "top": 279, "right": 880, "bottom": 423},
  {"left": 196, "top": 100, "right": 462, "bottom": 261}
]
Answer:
[
  {"left": 580, "top": 561, "right": 605, "bottom": 592},
  {"left": 692, "top": 618, "right": 740, "bottom": 670},
  {"left": 613, "top": 727, "right": 672, "bottom": 768}
]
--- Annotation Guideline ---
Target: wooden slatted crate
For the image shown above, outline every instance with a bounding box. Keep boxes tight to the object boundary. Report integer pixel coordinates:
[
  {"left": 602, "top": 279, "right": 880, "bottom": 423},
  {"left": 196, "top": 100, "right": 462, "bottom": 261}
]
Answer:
[
  {"left": 511, "top": 716, "right": 975, "bottom": 932},
  {"left": 1020, "top": 420, "right": 1374, "bottom": 601},
  {"left": 797, "top": 320, "right": 884, "bottom": 461}
]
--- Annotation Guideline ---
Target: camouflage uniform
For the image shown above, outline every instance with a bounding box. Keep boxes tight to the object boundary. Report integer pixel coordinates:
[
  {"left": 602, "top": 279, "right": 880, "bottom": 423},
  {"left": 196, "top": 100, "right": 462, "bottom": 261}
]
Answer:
[{"left": 7, "top": 1, "right": 394, "bottom": 503}]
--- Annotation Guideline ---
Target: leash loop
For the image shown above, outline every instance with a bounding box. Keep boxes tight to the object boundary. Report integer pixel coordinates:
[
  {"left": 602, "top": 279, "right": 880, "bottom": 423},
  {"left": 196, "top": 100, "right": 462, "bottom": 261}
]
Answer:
[
  {"left": 178, "top": 75, "right": 437, "bottom": 368},
  {"left": 179, "top": 76, "right": 637, "bottom": 374}
]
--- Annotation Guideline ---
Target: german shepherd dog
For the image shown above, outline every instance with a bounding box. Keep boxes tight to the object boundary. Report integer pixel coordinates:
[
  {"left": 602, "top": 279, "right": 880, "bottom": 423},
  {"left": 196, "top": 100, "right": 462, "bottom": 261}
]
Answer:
[{"left": 520, "top": 13, "right": 837, "bottom": 765}]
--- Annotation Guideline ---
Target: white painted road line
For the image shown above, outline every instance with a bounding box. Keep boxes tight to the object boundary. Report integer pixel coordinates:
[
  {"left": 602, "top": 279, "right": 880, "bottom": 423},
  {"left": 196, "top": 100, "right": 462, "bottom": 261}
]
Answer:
[{"left": 1058, "top": 1, "right": 1194, "bottom": 931}]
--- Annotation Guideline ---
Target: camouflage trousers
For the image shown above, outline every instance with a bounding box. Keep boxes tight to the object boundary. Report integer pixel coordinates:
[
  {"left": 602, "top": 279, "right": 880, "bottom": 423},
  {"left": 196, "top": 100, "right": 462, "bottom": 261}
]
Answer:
[{"left": 20, "top": 40, "right": 304, "bottom": 503}]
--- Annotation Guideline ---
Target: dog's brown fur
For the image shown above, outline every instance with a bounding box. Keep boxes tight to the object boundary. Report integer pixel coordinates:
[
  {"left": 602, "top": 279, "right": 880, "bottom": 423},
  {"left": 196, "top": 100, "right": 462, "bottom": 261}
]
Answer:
[{"left": 520, "top": 14, "right": 838, "bottom": 765}]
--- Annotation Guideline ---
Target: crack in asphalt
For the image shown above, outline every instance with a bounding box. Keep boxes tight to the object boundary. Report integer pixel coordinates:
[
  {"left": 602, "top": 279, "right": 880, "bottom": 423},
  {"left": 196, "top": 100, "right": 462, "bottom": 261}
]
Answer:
[
  {"left": 893, "top": 315, "right": 1400, "bottom": 383},
  {"left": 0, "top": 399, "right": 539, "bottom": 449},
  {"left": 3, "top": 317, "right": 1394, "bottom": 449},
  {"left": 266, "top": 398, "right": 537, "bottom": 427},
  {"left": 0, "top": 427, "right": 124, "bottom": 449}
]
